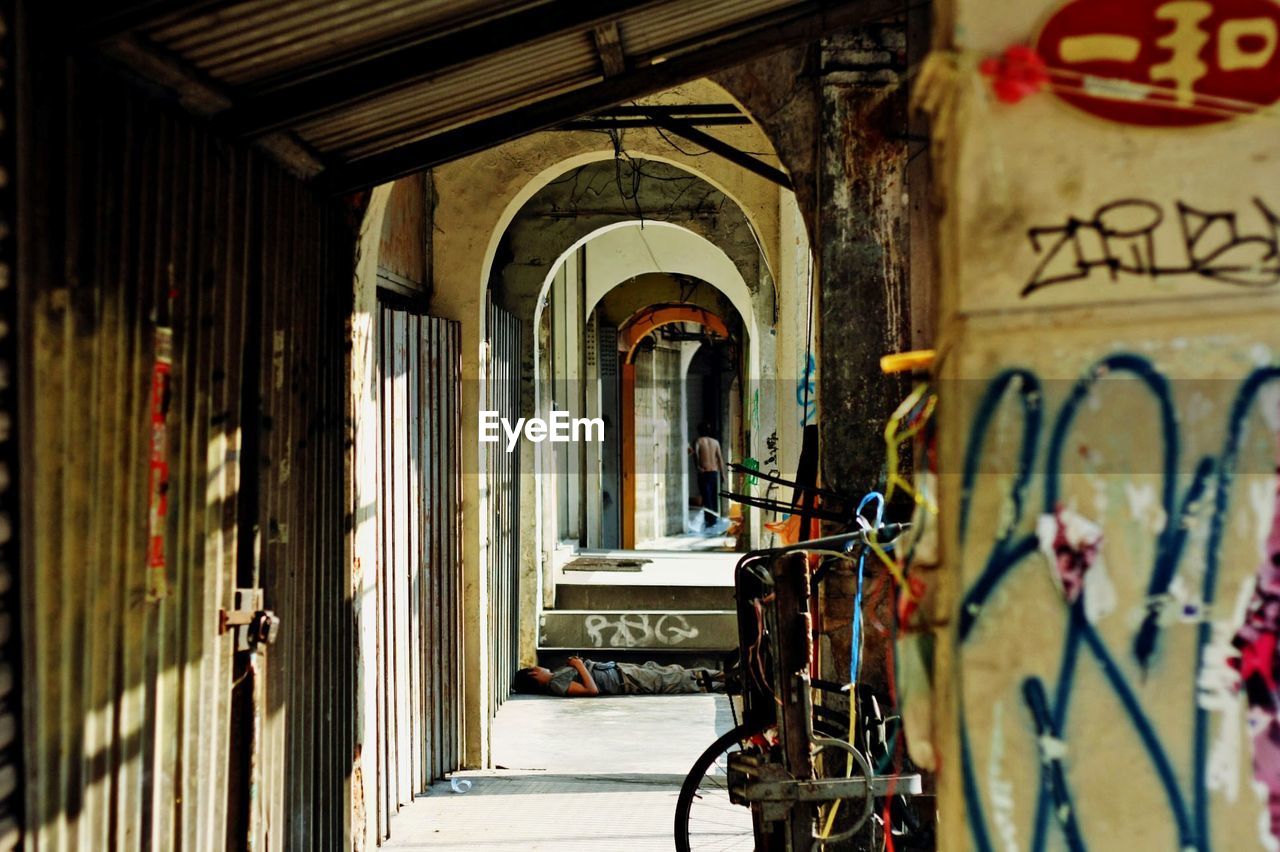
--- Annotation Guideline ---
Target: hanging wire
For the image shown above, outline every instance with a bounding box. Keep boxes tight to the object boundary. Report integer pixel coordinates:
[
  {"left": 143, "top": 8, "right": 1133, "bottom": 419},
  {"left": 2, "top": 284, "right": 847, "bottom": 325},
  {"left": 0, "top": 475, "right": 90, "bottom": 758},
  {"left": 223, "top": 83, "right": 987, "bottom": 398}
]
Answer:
[
  {"left": 653, "top": 123, "right": 714, "bottom": 157},
  {"left": 818, "top": 491, "right": 894, "bottom": 843}
]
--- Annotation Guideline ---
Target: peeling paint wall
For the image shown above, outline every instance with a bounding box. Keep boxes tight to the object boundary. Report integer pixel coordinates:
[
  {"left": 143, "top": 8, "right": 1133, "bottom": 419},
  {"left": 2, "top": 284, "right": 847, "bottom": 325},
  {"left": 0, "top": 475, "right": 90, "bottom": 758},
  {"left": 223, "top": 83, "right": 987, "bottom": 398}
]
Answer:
[{"left": 931, "top": 1, "right": 1280, "bottom": 849}]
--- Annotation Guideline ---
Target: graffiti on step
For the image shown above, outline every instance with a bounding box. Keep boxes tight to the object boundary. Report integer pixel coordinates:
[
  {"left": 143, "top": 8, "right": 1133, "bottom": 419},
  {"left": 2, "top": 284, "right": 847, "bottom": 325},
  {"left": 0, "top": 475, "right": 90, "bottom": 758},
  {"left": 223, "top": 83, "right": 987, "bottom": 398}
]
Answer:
[
  {"left": 1022, "top": 197, "right": 1280, "bottom": 297},
  {"left": 957, "top": 352, "right": 1280, "bottom": 851},
  {"left": 584, "top": 613, "right": 700, "bottom": 648}
]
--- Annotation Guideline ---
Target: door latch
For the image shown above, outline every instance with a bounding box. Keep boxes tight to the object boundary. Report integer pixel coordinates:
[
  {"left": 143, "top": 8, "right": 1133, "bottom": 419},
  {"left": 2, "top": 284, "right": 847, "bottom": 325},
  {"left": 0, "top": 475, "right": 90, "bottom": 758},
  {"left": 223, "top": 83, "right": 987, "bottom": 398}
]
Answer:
[{"left": 219, "top": 589, "right": 281, "bottom": 650}]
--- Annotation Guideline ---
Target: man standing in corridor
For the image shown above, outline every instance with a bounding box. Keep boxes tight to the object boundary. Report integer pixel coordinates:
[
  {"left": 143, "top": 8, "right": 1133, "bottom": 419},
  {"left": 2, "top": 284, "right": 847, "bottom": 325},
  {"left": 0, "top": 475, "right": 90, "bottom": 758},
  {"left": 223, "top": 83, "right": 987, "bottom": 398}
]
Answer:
[{"left": 692, "top": 421, "right": 725, "bottom": 530}]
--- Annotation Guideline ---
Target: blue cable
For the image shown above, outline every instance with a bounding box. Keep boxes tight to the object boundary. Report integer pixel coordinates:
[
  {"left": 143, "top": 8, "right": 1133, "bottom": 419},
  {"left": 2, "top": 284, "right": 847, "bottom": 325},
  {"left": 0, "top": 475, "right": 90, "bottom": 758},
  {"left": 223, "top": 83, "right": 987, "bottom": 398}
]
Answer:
[
  {"left": 849, "top": 492, "right": 887, "bottom": 686},
  {"left": 851, "top": 548, "right": 868, "bottom": 685}
]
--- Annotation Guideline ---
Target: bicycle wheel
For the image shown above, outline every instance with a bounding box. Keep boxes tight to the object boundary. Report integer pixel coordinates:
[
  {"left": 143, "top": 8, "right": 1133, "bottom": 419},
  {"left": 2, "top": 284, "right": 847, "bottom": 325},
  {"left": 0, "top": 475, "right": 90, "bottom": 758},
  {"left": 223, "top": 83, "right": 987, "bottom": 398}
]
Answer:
[{"left": 675, "top": 724, "right": 760, "bottom": 852}]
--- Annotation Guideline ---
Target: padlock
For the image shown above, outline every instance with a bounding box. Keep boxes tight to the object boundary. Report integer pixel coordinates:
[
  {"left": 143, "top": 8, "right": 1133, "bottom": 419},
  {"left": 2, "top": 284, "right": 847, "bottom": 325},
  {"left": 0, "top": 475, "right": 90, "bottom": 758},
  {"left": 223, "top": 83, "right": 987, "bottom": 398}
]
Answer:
[{"left": 249, "top": 610, "right": 281, "bottom": 646}]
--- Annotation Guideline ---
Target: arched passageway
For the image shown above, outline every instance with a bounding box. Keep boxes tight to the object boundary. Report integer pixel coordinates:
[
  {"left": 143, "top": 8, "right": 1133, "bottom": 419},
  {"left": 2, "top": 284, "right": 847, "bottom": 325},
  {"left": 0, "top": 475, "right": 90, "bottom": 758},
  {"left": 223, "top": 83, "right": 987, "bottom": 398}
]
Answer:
[
  {"left": 525, "top": 221, "right": 764, "bottom": 559},
  {"left": 20, "top": 0, "right": 964, "bottom": 843}
]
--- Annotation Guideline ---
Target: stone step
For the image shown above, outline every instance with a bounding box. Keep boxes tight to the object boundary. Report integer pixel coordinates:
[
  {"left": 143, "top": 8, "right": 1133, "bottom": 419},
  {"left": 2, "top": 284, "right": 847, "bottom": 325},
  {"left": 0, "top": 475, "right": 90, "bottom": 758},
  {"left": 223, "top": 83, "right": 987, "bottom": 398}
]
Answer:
[
  {"left": 538, "top": 609, "right": 737, "bottom": 652},
  {"left": 554, "top": 584, "right": 734, "bottom": 611}
]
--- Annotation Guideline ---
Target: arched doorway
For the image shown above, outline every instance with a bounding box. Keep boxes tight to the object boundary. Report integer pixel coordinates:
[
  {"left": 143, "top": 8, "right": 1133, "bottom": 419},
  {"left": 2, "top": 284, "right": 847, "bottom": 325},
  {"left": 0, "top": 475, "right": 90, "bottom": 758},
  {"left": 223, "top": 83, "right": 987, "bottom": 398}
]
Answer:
[{"left": 617, "top": 304, "right": 734, "bottom": 549}]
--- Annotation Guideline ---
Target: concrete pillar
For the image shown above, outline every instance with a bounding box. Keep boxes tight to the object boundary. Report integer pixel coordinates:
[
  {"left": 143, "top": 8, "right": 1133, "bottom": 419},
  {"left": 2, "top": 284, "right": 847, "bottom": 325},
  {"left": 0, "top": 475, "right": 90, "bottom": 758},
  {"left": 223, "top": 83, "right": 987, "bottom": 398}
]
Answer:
[
  {"left": 815, "top": 25, "right": 915, "bottom": 694},
  {"left": 816, "top": 25, "right": 912, "bottom": 497}
]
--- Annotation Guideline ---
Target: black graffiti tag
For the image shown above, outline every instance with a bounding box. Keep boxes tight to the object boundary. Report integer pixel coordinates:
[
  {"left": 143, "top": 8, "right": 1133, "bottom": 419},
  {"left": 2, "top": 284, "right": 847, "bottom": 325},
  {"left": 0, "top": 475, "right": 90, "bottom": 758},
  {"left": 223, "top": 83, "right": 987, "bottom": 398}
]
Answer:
[{"left": 1022, "top": 198, "right": 1280, "bottom": 297}]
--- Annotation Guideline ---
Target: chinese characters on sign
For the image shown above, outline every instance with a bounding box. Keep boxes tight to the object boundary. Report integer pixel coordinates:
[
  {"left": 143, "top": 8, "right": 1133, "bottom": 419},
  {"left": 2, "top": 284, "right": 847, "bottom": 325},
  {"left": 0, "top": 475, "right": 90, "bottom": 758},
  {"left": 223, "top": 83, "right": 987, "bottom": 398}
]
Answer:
[{"left": 1036, "top": 0, "right": 1280, "bottom": 125}]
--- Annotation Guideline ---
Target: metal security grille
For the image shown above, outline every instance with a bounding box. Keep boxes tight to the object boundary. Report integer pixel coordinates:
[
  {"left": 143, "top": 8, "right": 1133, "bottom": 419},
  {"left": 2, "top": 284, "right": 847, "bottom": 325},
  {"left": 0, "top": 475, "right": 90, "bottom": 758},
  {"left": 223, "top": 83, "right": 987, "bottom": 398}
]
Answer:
[
  {"left": 0, "top": 0, "right": 20, "bottom": 846},
  {"left": 487, "top": 298, "right": 521, "bottom": 713},
  {"left": 18, "top": 56, "right": 354, "bottom": 850},
  {"left": 598, "top": 325, "right": 621, "bottom": 548},
  {"left": 376, "top": 308, "right": 464, "bottom": 840},
  {"left": 598, "top": 325, "right": 618, "bottom": 379}
]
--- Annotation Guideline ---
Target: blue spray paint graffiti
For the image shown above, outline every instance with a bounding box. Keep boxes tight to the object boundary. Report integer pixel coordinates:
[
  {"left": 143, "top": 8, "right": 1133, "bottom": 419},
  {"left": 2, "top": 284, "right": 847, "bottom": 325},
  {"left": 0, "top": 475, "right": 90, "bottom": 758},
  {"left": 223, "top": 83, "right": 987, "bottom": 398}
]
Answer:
[
  {"left": 958, "top": 353, "right": 1280, "bottom": 851},
  {"left": 798, "top": 353, "right": 817, "bottom": 427}
]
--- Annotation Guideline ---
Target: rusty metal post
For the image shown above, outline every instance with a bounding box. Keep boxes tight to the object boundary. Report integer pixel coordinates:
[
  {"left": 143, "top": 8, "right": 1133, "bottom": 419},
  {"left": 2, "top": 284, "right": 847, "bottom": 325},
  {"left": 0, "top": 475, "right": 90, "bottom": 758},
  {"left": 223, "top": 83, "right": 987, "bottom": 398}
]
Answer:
[{"left": 771, "top": 551, "right": 816, "bottom": 850}]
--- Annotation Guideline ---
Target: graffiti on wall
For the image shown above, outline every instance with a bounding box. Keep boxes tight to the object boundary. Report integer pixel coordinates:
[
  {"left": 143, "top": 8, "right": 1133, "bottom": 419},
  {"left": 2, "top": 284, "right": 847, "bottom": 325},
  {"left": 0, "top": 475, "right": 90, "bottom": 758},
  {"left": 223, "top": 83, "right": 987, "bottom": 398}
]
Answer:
[
  {"left": 959, "top": 352, "right": 1280, "bottom": 851},
  {"left": 798, "top": 353, "right": 817, "bottom": 426},
  {"left": 1023, "top": 198, "right": 1280, "bottom": 297},
  {"left": 584, "top": 613, "right": 700, "bottom": 648}
]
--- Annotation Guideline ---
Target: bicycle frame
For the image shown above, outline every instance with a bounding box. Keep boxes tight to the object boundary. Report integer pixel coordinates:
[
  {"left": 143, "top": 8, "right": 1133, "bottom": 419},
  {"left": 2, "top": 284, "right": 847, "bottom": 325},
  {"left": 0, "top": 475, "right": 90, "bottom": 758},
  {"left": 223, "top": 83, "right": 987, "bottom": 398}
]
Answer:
[{"left": 721, "top": 541, "right": 925, "bottom": 850}]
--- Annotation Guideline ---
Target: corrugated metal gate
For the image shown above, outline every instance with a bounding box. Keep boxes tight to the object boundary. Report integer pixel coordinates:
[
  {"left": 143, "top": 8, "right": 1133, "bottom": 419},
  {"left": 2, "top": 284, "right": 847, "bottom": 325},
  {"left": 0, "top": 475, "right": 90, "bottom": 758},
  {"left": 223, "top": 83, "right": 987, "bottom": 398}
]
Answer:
[
  {"left": 17, "top": 56, "right": 353, "bottom": 851},
  {"left": 0, "top": 1, "right": 21, "bottom": 848},
  {"left": 376, "top": 307, "right": 463, "bottom": 841},
  {"left": 487, "top": 299, "right": 521, "bottom": 712}
]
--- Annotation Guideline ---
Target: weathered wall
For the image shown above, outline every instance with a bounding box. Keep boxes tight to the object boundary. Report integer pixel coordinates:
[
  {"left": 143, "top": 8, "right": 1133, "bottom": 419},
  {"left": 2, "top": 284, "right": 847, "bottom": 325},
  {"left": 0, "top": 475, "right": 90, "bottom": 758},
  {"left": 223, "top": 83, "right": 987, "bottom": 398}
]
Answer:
[
  {"left": 930, "top": 1, "right": 1280, "bottom": 850},
  {"left": 715, "top": 45, "right": 822, "bottom": 241},
  {"left": 720, "top": 23, "right": 925, "bottom": 702},
  {"left": 18, "top": 54, "right": 354, "bottom": 852},
  {"left": 815, "top": 26, "right": 913, "bottom": 497},
  {"left": 377, "top": 172, "right": 432, "bottom": 293},
  {"left": 493, "top": 158, "right": 773, "bottom": 323},
  {"left": 593, "top": 272, "right": 739, "bottom": 328},
  {"left": 773, "top": 192, "right": 817, "bottom": 518},
  {"left": 631, "top": 342, "right": 686, "bottom": 543},
  {"left": 716, "top": 25, "right": 935, "bottom": 497}
]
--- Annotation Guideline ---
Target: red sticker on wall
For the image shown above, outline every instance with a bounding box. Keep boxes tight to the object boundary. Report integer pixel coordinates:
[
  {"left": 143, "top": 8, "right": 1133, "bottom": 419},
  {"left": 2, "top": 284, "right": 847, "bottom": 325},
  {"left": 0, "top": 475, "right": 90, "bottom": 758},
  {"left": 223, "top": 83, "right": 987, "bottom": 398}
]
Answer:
[{"left": 1035, "top": 0, "right": 1280, "bottom": 126}]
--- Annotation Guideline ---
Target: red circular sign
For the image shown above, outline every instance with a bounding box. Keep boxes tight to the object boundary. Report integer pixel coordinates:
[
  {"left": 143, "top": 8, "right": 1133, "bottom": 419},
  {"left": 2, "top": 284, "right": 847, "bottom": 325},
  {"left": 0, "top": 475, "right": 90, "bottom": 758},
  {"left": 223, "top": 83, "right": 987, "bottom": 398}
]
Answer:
[{"left": 1035, "top": 0, "right": 1280, "bottom": 126}]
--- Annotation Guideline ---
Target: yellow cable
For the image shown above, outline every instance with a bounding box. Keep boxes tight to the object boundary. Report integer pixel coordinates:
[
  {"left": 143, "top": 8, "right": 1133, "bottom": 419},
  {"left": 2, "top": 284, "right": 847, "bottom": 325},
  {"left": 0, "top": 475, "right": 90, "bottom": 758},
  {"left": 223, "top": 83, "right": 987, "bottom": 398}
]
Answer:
[
  {"left": 818, "top": 381, "right": 937, "bottom": 842},
  {"left": 816, "top": 683, "right": 860, "bottom": 843}
]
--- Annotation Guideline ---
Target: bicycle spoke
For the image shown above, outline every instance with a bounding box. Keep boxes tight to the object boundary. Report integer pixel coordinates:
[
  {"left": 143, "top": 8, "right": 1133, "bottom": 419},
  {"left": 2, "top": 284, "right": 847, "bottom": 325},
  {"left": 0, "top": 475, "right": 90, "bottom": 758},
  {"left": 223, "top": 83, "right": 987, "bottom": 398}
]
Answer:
[{"left": 682, "top": 736, "right": 754, "bottom": 852}]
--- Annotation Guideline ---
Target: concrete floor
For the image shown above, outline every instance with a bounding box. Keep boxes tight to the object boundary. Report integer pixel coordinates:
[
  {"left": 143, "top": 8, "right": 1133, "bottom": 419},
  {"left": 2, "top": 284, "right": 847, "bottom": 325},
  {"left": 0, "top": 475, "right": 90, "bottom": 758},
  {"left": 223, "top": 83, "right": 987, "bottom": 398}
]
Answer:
[
  {"left": 635, "top": 511, "right": 736, "bottom": 551},
  {"left": 382, "top": 693, "right": 739, "bottom": 850},
  {"left": 634, "top": 530, "right": 736, "bottom": 551}
]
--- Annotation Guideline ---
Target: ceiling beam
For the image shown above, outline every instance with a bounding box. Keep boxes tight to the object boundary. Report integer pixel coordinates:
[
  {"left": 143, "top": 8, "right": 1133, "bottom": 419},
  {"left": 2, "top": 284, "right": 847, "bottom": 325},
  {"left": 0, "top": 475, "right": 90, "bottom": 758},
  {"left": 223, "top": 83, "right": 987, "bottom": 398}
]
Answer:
[
  {"left": 592, "top": 22, "right": 628, "bottom": 78},
  {"left": 76, "top": 1, "right": 241, "bottom": 42},
  {"left": 654, "top": 117, "right": 793, "bottom": 189},
  {"left": 596, "top": 104, "right": 744, "bottom": 116},
  {"left": 559, "top": 116, "right": 752, "bottom": 129},
  {"left": 99, "top": 33, "right": 329, "bottom": 179},
  {"left": 216, "top": 0, "right": 668, "bottom": 138},
  {"left": 318, "top": 0, "right": 903, "bottom": 194}
]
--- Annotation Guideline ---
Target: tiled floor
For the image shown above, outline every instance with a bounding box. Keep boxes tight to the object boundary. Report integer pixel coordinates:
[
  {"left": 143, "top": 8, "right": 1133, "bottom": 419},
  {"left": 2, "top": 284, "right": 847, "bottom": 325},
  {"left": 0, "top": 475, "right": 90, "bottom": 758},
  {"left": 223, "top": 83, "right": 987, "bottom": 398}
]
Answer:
[{"left": 381, "top": 693, "right": 738, "bottom": 850}]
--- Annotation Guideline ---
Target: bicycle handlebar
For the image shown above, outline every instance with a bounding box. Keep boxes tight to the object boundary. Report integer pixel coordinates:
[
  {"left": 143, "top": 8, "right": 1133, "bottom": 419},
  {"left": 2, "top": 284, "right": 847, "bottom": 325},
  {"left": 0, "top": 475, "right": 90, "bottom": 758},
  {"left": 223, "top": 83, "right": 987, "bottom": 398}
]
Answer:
[{"left": 761, "top": 523, "right": 910, "bottom": 557}]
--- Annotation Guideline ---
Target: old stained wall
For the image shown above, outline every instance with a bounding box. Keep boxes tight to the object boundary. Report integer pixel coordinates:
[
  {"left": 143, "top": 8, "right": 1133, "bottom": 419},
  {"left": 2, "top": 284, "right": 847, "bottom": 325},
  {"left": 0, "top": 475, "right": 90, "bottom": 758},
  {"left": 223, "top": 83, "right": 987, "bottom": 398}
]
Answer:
[
  {"left": 377, "top": 172, "right": 432, "bottom": 292},
  {"left": 931, "top": 1, "right": 1280, "bottom": 850}
]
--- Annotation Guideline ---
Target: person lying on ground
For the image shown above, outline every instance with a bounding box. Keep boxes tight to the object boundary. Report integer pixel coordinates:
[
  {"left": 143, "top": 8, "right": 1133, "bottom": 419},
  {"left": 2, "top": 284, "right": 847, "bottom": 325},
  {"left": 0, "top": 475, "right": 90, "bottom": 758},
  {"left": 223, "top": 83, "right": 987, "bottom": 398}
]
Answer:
[{"left": 512, "top": 656, "right": 726, "bottom": 697}]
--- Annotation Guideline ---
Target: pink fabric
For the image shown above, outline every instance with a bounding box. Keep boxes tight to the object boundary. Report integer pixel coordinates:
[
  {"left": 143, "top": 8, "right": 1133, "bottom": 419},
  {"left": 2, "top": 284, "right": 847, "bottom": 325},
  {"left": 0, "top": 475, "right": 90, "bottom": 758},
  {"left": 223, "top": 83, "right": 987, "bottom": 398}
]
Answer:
[
  {"left": 1231, "top": 397, "right": 1280, "bottom": 838},
  {"left": 1048, "top": 508, "right": 1101, "bottom": 606}
]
